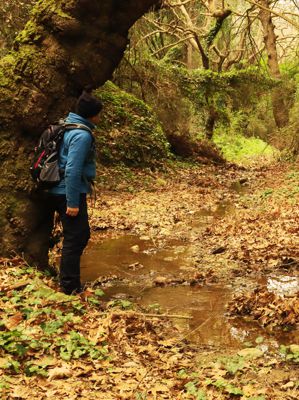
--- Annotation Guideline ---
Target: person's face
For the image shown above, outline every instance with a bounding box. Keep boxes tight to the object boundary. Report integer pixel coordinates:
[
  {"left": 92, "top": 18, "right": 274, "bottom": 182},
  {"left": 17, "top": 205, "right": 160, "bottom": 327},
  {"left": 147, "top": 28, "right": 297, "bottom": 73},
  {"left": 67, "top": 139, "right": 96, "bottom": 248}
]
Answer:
[{"left": 89, "top": 113, "right": 101, "bottom": 125}]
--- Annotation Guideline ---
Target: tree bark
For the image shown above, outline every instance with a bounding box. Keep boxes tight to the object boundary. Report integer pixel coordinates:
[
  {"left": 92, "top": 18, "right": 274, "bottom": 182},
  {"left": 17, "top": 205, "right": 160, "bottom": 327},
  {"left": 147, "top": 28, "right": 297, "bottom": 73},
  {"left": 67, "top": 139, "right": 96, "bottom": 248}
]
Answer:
[
  {"left": 258, "top": 0, "right": 289, "bottom": 128},
  {"left": 0, "top": 0, "right": 160, "bottom": 259}
]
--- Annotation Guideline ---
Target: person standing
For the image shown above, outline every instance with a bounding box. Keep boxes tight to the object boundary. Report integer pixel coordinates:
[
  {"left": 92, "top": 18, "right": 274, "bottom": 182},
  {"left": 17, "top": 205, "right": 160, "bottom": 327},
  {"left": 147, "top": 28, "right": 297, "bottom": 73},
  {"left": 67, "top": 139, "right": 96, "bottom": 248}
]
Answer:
[{"left": 27, "top": 88, "right": 102, "bottom": 294}]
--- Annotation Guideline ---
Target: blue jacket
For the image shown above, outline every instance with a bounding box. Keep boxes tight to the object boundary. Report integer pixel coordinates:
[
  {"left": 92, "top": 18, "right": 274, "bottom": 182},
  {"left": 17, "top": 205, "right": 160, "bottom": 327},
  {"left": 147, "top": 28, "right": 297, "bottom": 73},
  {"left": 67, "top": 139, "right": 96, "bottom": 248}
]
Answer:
[{"left": 49, "top": 112, "right": 96, "bottom": 207}]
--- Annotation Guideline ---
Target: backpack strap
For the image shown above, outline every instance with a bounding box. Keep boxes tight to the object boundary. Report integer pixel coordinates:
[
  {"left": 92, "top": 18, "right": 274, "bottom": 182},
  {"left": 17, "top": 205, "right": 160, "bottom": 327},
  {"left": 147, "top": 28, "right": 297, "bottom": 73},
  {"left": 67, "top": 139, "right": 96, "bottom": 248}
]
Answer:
[{"left": 63, "top": 123, "right": 93, "bottom": 135}]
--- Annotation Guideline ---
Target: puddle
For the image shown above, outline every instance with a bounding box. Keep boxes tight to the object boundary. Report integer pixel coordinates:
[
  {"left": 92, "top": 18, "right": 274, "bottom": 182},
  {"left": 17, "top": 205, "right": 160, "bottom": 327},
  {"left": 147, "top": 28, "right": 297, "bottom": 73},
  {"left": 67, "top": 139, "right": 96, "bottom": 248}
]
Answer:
[
  {"left": 104, "top": 284, "right": 239, "bottom": 346},
  {"left": 189, "top": 180, "right": 249, "bottom": 232},
  {"left": 82, "top": 234, "right": 299, "bottom": 349},
  {"left": 230, "top": 180, "right": 249, "bottom": 194},
  {"left": 189, "top": 184, "right": 244, "bottom": 228},
  {"left": 81, "top": 235, "right": 192, "bottom": 282},
  {"left": 190, "top": 201, "right": 236, "bottom": 230},
  {"left": 81, "top": 189, "right": 298, "bottom": 349},
  {"left": 195, "top": 201, "right": 235, "bottom": 218},
  {"left": 102, "top": 281, "right": 298, "bottom": 348}
]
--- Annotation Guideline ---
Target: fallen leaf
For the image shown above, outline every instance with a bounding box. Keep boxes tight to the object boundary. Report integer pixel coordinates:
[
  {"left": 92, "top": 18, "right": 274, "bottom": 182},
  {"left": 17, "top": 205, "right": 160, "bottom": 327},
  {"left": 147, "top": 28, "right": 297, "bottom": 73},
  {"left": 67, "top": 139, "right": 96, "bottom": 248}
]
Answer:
[
  {"left": 48, "top": 366, "right": 72, "bottom": 381},
  {"left": 238, "top": 348, "right": 263, "bottom": 359}
]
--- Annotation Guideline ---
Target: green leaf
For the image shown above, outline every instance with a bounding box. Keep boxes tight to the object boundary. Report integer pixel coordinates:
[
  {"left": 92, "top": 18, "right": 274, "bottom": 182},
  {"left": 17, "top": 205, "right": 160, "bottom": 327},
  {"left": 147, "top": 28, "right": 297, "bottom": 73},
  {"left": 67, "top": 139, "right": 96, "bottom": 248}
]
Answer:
[
  {"left": 119, "top": 299, "right": 133, "bottom": 309},
  {"left": 185, "top": 381, "right": 198, "bottom": 395},
  {"left": 279, "top": 345, "right": 288, "bottom": 355},
  {"left": 225, "top": 384, "right": 243, "bottom": 395},
  {"left": 213, "top": 379, "right": 226, "bottom": 389},
  {"left": 87, "top": 296, "right": 100, "bottom": 305},
  {"left": 290, "top": 345, "right": 299, "bottom": 355},
  {"left": 41, "top": 320, "right": 64, "bottom": 335},
  {"left": 195, "top": 390, "right": 207, "bottom": 400},
  {"left": 73, "top": 347, "right": 87, "bottom": 359},
  {"left": 71, "top": 301, "right": 85, "bottom": 312},
  {"left": 3, "top": 359, "right": 20, "bottom": 373},
  {"left": 223, "top": 356, "right": 245, "bottom": 375},
  {"left": 255, "top": 336, "right": 264, "bottom": 344},
  {"left": 95, "top": 289, "right": 105, "bottom": 297},
  {"left": 185, "top": 382, "right": 206, "bottom": 399},
  {"left": 177, "top": 369, "right": 188, "bottom": 379},
  {"left": 0, "top": 380, "right": 10, "bottom": 389},
  {"left": 24, "top": 364, "right": 48, "bottom": 377}
]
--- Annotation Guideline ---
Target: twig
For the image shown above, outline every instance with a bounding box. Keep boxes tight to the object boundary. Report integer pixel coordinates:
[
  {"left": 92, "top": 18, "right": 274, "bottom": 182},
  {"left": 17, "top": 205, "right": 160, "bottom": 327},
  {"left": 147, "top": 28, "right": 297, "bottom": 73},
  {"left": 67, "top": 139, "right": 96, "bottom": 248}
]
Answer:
[
  {"left": 245, "top": 0, "right": 299, "bottom": 29},
  {"left": 121, "top": 312, "right": 193, "bottom": 320},
  {"left": 1, "top": 280, "right": 32, "bottom": 291}
]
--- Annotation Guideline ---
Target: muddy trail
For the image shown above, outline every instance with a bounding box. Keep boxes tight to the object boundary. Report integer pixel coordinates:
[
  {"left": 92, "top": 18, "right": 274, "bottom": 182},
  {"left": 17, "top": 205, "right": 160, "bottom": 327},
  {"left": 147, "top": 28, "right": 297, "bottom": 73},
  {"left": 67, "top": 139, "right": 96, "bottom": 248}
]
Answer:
[{"left": 1, "top": 162, "right": 299, "bottom": 399}]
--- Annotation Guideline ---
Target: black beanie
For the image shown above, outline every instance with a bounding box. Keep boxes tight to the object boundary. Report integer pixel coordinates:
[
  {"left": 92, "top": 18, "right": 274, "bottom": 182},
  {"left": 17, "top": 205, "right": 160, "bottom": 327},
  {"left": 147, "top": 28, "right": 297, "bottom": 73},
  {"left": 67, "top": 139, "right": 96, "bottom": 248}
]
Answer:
[{"left": 75, "top": 87, "right": 103, "bottom": 119}]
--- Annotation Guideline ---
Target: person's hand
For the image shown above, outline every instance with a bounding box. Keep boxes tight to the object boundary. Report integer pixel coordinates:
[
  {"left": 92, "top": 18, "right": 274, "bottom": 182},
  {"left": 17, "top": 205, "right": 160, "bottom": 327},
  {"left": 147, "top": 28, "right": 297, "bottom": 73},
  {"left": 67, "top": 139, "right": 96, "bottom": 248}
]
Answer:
[{"left": 66, "top": 207, "right": 79, "bottom": 217}]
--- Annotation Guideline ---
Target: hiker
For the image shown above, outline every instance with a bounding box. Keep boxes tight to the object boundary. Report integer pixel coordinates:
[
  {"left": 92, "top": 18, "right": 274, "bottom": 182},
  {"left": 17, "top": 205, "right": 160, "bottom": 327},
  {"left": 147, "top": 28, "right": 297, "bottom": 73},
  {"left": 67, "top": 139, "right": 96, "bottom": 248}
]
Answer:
[{"left": 27, "top": 88, "right": 102, "bottom": 294}]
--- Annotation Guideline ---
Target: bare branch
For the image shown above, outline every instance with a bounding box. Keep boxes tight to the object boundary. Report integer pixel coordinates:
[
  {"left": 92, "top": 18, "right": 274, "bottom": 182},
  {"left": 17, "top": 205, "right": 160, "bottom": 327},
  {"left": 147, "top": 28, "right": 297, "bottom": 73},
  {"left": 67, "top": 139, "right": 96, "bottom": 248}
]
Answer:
[
  {"left": 151, "top": 34, "right": 195, "bottom": 56},
  {"left": 163, "top": 0, "right": 192, "bottom": 6},
  {"left": 245, "top": 0, "right": 299, "bottom": 29}
]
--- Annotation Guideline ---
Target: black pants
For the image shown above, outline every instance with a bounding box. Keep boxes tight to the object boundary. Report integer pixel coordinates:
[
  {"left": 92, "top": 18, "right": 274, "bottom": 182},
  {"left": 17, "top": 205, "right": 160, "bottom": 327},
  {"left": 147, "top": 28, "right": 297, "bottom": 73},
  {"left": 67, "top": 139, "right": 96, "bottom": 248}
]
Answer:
[{"left": 26, "top": 193, "right": 90, "bottom": 294}]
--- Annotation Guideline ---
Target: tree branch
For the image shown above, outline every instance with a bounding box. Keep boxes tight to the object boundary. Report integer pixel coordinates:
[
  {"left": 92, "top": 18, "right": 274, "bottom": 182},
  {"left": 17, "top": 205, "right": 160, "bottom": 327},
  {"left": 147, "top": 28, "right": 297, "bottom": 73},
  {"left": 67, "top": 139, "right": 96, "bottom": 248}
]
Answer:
[{"left": 245, "top": 0, "right": 299, "bottom": 29}]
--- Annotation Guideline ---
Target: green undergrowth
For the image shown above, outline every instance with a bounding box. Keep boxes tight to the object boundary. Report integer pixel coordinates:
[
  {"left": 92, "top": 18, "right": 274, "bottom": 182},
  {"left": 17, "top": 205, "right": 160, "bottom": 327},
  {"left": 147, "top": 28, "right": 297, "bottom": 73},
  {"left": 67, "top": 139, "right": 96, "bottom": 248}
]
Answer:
[
  {"left": 257, "top": 168, "right": 299, "bottom": 203},
  {"left": 177, "top": 343, "right": 299, "bottom": 400},
  {"left": 213, "top": 130, "right": 279, "bottom": 165},
  {"left": 15, "top": 0, "right": 71, "bottom": 45},
  {"left": 0, "top": 261, "right": 109, "bottom": 380},
  {"left": 95, "top": 81, "right": 170, "bottom": 167},
  {"left": 95, "top": 159, "right": 201, "bottom": 192},
  {"left": 93, "top": 69, "right": 280, "bottom": 168},
  {"left": 0, "top": 255, "right": 298, "bottom": 398}
]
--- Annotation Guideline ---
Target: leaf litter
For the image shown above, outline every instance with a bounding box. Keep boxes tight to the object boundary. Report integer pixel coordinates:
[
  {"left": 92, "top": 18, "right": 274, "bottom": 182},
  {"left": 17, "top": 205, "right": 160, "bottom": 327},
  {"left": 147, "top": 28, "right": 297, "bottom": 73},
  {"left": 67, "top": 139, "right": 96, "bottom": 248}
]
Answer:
[{"left": 1, "top": 163, "right": 299, "bottom": 398}]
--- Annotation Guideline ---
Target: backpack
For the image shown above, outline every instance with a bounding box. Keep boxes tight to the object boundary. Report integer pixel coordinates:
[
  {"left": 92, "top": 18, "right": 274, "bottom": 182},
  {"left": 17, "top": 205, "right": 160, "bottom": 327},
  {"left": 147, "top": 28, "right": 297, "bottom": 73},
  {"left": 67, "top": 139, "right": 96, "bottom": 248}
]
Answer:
[{"left": 30, "top": 121, "right": 93, "bottom": 189}]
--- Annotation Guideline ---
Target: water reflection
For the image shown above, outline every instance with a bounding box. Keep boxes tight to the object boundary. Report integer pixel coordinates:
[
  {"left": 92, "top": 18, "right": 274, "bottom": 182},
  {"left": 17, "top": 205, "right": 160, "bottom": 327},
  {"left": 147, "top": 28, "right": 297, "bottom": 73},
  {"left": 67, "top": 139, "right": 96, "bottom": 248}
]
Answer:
[
  {"left": 81, "top": 230, "right": 298, "bottom": 348},
  {"left": 267, "top": 275, "right": 299, "bottom": 297},
  {"left": 81, "top": 235, "right": 192, "bottom": 283}
]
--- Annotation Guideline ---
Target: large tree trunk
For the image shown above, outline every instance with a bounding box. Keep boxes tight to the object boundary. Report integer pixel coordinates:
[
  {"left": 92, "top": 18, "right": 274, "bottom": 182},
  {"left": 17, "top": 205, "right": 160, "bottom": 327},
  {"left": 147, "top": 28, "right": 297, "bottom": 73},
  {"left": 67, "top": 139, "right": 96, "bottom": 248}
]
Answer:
[
  {"left": 258, "top": 0, "right": 289, "bottom": 128},
  {"left": 0, "top": 0, "right": 160, "bottom": 259}
]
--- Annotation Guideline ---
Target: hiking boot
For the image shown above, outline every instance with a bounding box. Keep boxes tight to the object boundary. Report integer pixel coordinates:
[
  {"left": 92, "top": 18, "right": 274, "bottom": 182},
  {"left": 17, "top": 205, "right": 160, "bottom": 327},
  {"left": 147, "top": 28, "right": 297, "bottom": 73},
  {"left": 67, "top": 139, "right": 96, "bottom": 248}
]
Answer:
[{"left": 60, "top": 286, "right": 83, "bottom": 296}]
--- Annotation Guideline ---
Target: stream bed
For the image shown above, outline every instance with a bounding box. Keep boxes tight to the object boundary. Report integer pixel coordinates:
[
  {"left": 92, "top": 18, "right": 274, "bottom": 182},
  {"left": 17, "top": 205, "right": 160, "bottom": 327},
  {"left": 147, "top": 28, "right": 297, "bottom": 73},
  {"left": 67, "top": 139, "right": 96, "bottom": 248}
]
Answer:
[
  {"left": 81, "top": 184, "right": 298, "bottom": 349},
  {"left": 81, "top": 232, "right": 299, "bottom": 350}
]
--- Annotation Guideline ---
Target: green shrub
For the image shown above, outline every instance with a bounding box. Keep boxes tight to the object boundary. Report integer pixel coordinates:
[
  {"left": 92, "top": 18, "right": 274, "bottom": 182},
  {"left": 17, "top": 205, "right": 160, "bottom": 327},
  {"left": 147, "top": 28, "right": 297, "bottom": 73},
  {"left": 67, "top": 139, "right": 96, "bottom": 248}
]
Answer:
[
  {"left": 213, "top": 129, "right": 279, "bottom": 165},
  {"left": 95, "top": 81, "right": 170, "bottom": 167}
]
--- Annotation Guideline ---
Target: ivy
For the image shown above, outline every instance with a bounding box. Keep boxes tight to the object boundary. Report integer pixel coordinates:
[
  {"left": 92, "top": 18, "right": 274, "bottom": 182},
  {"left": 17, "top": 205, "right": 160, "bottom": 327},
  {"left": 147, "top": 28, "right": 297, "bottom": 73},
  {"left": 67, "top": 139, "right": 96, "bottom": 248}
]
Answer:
[
  {"left": 95, "top": 81, "right": 170, "bottom": 167},
  {"left": 57, "top": 331, "right": 108, "bottom": 361}
]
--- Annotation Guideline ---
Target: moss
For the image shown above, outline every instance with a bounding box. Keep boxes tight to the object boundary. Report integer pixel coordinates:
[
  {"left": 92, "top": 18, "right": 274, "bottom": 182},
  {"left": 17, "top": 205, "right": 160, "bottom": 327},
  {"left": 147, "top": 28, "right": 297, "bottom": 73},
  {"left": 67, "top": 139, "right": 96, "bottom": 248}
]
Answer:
[
  {"left": 95, "top": 82, "right": 170, "bottom": 167},
  {"left": 15, "top": 0, "right": 72, "bottom": 46},
  {"left": 0, "top": 46, "right": 43, "bottom": 92},
  {"left": 0, "top": 53, "right": 17, "bottom": 88},
  {"left": 31, "top": 0, "right": 73, "bottom": 19},
  {"left": 15, "top": 21, "right": 43, "bottom": 45}
]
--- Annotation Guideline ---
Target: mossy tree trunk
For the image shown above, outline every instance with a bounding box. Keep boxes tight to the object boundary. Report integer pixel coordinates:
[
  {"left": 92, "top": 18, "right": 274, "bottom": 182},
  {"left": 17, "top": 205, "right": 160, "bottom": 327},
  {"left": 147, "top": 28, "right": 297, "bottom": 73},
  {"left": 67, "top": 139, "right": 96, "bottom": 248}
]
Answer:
[
  {"left": 0, "top": 0, "right": 160, "bottom": 260},
  {"left": 258, "top": 0, "right": 290, "bottom": 128}
]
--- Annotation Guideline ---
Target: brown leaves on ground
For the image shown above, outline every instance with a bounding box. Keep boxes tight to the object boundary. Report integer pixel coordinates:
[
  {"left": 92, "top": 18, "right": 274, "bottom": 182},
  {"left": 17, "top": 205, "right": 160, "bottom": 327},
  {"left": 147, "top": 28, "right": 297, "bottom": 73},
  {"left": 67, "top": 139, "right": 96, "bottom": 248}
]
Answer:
[
  {"left": 89, "top": 163, "right": 299, "bottom": 287},
  {"left": 2, "top": 163, "right": 299, "bottom": 399},
  {"left": 90, "top": 164, "right": 252, "bottom": 239},
  {"left": 228, "top": 286, "right": 299, "bottom": 330},
  {"left": 2, "top": 258, "right": 297, "bottom": 399},
  {"left": 0, "top": 259, "right": 195, "bottom": 399}
]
